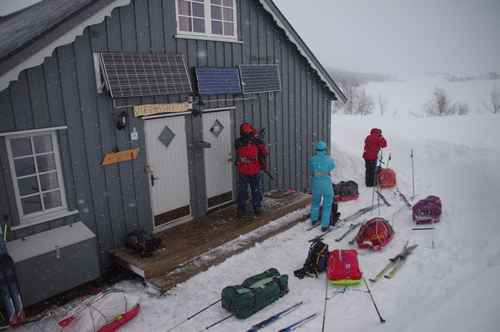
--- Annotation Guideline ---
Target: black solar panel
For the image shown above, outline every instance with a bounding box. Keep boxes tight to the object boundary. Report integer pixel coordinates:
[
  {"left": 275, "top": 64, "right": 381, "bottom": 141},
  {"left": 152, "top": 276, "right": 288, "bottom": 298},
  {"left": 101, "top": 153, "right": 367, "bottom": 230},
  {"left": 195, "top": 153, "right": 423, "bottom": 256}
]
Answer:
[
  {"left": 195, "top": 67, "right": 242, "bottom": 95},
  {"left": 99, "top": 52, "right": 192, "bottom": 98},
  {"left": 239, "top": 64, "right": 281, "bottom": 94}
]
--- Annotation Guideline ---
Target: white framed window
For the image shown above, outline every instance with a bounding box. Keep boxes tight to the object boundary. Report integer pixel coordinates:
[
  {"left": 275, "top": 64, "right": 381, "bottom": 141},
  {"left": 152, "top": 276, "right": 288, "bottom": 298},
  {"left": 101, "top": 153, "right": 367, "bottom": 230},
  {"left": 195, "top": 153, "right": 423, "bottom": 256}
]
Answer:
[
  {"left": 176, "top": 0, "right": 239, "bottom": 42},
  {"left": 5, "top": 130, "right": 69, "bottom": 225}
]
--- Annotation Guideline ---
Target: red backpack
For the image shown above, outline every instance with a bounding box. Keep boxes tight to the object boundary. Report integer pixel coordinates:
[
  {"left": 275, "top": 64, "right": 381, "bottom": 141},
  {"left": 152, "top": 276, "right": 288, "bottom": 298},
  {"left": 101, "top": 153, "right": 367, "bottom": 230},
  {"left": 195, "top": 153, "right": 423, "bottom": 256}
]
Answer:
[
  {"left": 378, "top": 168, "right": 396, "bottom": 188},
  {"left": 334, "top": 181, "right": 359, "bottom": 202},
  {"left": 327, "top": 249, "right": 363, "bottom": 286},
  {"left": 356, "top": 218, "right": 394, "bottom": 251},
  {"left": 236, "top": 140, "right": 260, "bottom": 175},
  {"left": 412, "top": 196, "right": 442, "bottom": 224}
]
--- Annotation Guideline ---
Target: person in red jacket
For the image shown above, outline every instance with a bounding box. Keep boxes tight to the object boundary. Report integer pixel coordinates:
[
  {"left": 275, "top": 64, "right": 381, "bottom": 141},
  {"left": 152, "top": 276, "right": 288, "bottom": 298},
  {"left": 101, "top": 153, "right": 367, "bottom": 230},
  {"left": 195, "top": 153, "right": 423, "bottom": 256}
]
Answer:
[
  {"left": 363, "top": 128, "right": 387, "bottom": 187},
  {"left": 235, "top": 122, "right": 268, "bottom": 218}
]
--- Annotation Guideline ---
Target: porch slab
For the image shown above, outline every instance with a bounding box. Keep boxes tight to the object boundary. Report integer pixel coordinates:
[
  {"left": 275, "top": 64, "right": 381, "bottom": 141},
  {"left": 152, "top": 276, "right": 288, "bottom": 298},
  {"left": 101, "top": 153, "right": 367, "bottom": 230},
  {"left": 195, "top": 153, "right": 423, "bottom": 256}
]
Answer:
[{"left": 110, "top": 190, "right": 310, "bottom": 292}]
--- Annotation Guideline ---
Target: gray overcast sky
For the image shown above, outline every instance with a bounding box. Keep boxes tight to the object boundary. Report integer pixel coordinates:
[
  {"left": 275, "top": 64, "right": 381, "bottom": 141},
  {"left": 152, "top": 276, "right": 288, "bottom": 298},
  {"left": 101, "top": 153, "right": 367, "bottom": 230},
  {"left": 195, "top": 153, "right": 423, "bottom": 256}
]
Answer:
[{"left": 272, "top": 0, "right": 500, "bottom": 76}]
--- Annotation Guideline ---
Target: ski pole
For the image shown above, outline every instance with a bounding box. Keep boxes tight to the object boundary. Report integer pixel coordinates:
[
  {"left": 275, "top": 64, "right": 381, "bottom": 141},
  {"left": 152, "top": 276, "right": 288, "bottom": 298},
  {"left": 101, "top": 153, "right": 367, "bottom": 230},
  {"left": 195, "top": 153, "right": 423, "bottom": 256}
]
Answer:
[
  {"left": 410, "top": 149, "right": 415, "bottom": 199},
  {"left": 277, "top": 312, "right": 318, "bottom": 332},
  {"left": 363, "top": 278, "right": 386, "bottom": 323},
  {"left": 166, "top": 299, "right": 221, "bottom": 332},
  {"left": 246, "top": 301, "right": 303, "bottom": 332},
  {"left": 335, "top": 222, "right": 361, "bottom": 242},
  {"left": 387, "top": 153, "right": 392, "bottom": 168},
  {"left": 431, "top": 218, "right": 436, "bottom": 249},
  {"left": 200, "top": 314, "right": 233, "bottom": 331},
  {"left": 321, "top": 276, "right": 329, "bottom": 332}
]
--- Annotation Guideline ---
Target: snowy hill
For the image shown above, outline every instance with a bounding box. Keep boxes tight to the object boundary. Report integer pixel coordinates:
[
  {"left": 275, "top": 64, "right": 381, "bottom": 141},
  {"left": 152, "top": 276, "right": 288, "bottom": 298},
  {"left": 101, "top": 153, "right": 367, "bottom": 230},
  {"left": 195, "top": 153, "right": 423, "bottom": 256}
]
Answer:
[{"left": 16, "top": 79, "right": 500, "bottom": 332}]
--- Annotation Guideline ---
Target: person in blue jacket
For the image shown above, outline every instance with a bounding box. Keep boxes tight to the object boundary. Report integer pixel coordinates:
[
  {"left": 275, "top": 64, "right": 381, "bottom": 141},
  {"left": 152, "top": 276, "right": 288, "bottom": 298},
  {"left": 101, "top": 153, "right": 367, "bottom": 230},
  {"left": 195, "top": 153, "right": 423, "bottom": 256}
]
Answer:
[{"left": 309, "top": 141, "right": 336, "bottom": 231}]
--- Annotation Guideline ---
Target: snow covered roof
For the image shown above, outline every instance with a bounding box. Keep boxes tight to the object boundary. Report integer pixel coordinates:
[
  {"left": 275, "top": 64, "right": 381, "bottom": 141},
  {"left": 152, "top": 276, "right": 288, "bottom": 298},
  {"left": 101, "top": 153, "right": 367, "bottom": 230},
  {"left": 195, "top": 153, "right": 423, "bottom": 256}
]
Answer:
[
  {"left": 0, "top": 0, "right": 43, "bottom": 18},
  {"left": 259, "top": 0, "right": 347, "bottom": 103},
  {"left": 0, "top": 0, "right": 346, "bottom": 102},
  {"left": 0, "top": 0, "right": 124, "bottom": 90},
  {"left": 0, "top": 0, "right": 96, "bottom": 61}
]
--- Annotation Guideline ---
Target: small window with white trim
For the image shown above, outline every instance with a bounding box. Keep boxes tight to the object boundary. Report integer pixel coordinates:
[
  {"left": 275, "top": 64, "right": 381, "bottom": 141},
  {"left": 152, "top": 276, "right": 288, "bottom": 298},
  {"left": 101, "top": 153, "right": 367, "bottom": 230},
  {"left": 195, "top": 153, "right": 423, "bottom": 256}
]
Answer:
[
  {"left": 5, "top": 131, "right": 68, "bottom": 224},
  {"left": 176, "top": 0, "right": 238, "bottom": 41}
]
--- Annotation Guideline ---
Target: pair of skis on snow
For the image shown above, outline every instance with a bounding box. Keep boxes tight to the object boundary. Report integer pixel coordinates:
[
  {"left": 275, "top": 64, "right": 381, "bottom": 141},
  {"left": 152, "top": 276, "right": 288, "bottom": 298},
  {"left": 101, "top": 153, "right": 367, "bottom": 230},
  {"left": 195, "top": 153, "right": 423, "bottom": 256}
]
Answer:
[
  {"left": 167, "top": 300, "right": 317, "bottom": 332},
  {"left": 377, "top": 187, "right": 413, "bottom": 209},
  {"left": 246, "top": 301, "right": 317, "bottom": 332},
  {"left": 308, "top": 204, "right": 380, "bottom": 243},
  {"left": 306, "top": 204, "right": 379, "bottom": 232},
  {"left": 369, "top": 242, "right": 418, "bottom": 282}
]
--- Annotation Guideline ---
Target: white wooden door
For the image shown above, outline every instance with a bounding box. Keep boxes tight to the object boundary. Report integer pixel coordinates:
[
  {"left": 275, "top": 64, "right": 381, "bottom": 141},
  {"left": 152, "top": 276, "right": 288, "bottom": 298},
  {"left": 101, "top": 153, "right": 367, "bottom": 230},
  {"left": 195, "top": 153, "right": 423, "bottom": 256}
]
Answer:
[
  {"left": 144, "top": 116, "right": 191, "bottom": 229},
  {"left": 202, "top": 111, "right": 233, "bottom": 209}
]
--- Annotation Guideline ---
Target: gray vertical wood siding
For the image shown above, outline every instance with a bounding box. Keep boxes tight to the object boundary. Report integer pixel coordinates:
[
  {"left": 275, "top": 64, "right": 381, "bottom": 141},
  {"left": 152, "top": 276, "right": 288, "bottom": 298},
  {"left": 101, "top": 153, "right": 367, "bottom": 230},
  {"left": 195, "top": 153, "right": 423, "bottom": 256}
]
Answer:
[{"left": 0, "top": 0, "right": 336, "bottom": 269}]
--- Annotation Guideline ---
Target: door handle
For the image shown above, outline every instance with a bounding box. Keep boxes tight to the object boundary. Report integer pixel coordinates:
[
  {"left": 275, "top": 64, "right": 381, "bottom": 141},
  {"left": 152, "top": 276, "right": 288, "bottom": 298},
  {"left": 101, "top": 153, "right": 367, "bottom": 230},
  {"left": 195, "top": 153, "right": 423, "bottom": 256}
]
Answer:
[
  {"left": 150, "top": 174, "right": 159, "bottom": 187},
  {"left": 193, "top": 141, "right": 211, "bottom": 149}
]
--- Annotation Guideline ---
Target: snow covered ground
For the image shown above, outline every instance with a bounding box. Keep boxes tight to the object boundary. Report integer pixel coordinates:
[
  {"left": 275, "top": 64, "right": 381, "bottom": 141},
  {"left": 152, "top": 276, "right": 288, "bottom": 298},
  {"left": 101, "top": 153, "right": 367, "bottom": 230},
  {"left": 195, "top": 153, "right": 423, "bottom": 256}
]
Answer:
[{"left": 18, "top": 79, "right": 500, "bottom": 332}]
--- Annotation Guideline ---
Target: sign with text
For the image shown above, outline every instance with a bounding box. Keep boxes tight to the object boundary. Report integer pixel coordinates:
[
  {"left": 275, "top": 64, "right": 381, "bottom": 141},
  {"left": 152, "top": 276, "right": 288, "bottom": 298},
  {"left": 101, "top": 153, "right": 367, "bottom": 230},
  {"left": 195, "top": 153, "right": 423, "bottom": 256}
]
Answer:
[{"left": 134, "top": 103, "right": 191, "bottom": 117}]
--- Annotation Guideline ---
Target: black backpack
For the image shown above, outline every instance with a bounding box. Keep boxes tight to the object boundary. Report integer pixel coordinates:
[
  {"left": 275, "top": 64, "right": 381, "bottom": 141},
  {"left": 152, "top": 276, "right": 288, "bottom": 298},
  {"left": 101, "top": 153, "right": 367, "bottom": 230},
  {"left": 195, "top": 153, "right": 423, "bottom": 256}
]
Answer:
[
  {"left": 334, "top": 181, "right": 359, "bottom": 198},
  {"left": 294, "top": 240, "right": 329, "bottom": 279},
  {"left": 311, "top": 202, "right": 340, "bottom": 226},
  {"left": 331, "top": 202, "right": 340, "bottom": 226},
  {"left": 126, "top": 230, "right": 161, "bottom": 257}
]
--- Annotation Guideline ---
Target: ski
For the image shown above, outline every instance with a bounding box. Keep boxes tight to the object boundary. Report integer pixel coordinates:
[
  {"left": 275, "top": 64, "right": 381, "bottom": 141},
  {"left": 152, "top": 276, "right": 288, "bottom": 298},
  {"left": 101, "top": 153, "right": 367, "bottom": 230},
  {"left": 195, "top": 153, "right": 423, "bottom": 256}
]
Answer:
[
  {"left": 200, "top": 314, "right": 233, "bottom": 331},
  {"left": 166, "top": 299, "right": 221, "bottom": 332},
  {"left": 342, "top": 204, "right": 379, "bottom": 223},
  {"left": 347, "top": 225, "right": 365, "bottom": 245},
  {"left": 246, "top": 301, "right": 303, "bottom": 332},
  {"left": 384, "top": 259, "right": 405, "bottom": 279},
  {"left": 335, "top": 222, "right": 362, "bottom": 242},
  {"left": 307, "top": 204, "right": 378, "bottom": 232},
  {"left": 0, "top": 255, "right": 25, "bottom": 327},
  {"left": 308, "top": 205, "right": 378, "bottom": 242},
  {"left": 370, "top": 243, "right": 418, "bottom": 282},
  {"left": 277, "top": 312, "right": 318, "bottom": 332},
  {"left": 395, "top": 188, "right": 412, "bottom": 208},
  {"left": 376, "top": 191, "right": 391, "bottom": 207},
  {"left": 383, "top": 244, "right": 418, "bottom": 279},
  {"left": 369, "top": 261, "right": 394, "bottom": 283},
  {"left": 308, "top": 228, "right": 334, "bottom": 243},
  {"left": 306, "top": 222, "right": 323, "bottom": 231}
]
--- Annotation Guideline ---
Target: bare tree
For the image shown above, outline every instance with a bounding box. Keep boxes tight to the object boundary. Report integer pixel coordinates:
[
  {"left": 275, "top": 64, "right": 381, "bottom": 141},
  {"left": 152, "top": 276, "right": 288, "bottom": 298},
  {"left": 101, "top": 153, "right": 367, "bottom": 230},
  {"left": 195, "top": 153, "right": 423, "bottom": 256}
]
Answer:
[
  {"left": 334, "top": 78, "right": 374, "bottom": 116},
  {"left": 353, "top": 89, "right": 375, "bottom": 115},
  {"left": 340, "top": 85, "right": 355, "bottom": 115},
  {"left": 454, "top": 102, "right": 469, "bottom": 116},
  {"left": 482, "top": 86, "right": 500, "bottom": 114},
  {"left": 425, "top": 87, "right": 454, "bottom": 116},
  {"left": 377, "top": 93, "right": 387, "bottom": 116}
]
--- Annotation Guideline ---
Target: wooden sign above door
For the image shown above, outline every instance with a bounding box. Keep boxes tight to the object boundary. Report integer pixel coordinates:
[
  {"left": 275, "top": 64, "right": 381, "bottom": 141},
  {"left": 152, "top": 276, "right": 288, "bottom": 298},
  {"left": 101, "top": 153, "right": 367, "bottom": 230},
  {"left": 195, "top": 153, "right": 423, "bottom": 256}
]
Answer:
[
  {"left": 134, "top": 102, "right": 191, "bottom": 117},
  {"left": 102, "top": 148, "right": 139, "bottom": 166}
]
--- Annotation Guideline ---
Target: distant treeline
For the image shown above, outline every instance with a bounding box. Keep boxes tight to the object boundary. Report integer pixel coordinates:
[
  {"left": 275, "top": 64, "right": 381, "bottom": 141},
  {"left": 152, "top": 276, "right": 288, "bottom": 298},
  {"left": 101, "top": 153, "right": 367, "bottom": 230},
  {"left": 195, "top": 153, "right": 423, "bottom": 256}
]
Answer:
[{"left": 328, "top": 67, "right": 391, "bottom": 88}]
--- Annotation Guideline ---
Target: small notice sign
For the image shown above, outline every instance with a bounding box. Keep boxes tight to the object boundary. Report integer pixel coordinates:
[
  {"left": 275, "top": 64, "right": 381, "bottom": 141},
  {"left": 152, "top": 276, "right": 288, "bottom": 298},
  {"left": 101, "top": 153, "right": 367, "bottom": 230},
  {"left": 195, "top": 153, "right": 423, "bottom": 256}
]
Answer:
[
  {"left": 134, "top": 103, "right": 191, "bottom": 117},
  {"left": 102, "top": 148, "right": 139, "bottom": 166}
]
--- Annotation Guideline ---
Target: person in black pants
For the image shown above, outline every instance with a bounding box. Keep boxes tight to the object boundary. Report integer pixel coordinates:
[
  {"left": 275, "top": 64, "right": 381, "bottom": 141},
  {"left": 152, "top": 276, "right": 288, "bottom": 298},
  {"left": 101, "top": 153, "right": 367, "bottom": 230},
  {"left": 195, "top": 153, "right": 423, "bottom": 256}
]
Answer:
[{"left": 362, "top": 128, "right": 387, "bottom": 187}]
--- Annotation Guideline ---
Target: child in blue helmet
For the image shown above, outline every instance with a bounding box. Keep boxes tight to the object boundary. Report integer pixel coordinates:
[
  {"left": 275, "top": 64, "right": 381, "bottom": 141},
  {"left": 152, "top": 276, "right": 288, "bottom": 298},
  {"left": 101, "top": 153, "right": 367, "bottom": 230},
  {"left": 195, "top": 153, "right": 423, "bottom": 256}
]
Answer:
[{"left": 309, "top": 140, "right": 336, "bottom": 231}]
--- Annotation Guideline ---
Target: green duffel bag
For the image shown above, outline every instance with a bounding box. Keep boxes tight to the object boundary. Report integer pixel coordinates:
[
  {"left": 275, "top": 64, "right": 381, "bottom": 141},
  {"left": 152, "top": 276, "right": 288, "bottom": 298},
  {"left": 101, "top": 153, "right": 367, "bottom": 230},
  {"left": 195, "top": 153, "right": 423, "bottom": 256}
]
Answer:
[{"left": 221, "top": 268, "right": 289, "bottom": 319}]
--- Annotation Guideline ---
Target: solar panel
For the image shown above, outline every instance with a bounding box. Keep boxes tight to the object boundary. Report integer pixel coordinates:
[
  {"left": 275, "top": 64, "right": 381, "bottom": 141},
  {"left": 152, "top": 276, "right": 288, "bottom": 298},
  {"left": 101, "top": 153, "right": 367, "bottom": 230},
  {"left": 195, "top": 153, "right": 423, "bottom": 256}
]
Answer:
[
  {"left": 99, "top": 52, "right": 192, "bottom": 98},
  {"left": 195, "top": 67, "right": 242, "bottom": 96},
  {"left": 239, "top": 64, "right": 281, "bottom": 94}
]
